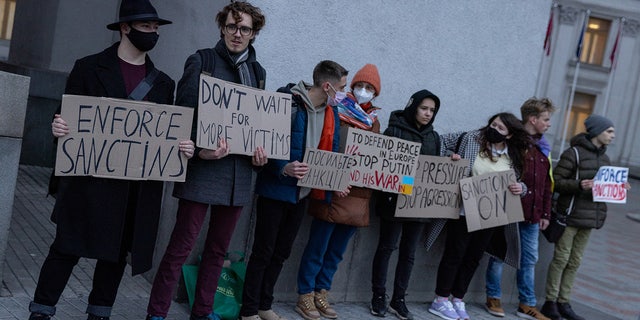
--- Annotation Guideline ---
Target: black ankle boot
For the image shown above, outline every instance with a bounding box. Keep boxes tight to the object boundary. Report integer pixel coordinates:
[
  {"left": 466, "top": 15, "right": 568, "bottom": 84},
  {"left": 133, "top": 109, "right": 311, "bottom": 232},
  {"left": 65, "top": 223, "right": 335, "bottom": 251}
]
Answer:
[
  {"left": 540, "top": 301, "right": 562, "bottom": 320},
  {"left": 557, "top": 302, "right": 585, "bottom": 320},
  {"left": 28, "top": 313, "right": 52, "bottom": 320}
]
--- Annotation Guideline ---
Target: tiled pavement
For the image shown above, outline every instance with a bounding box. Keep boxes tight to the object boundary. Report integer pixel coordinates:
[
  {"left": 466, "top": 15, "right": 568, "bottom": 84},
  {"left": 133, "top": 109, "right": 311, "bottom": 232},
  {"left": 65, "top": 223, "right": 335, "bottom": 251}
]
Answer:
[{"left": 1, "top": 165, "right": 638, "bottom": 319}]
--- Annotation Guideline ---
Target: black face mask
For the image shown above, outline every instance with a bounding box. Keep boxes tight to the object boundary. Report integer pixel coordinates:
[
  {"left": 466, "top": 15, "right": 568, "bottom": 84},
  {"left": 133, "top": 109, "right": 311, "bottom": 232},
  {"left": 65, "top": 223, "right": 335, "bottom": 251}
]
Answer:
[
  {"left": 486, "top": 127, "right": 507, "bottom": 143},
  {"left": 127, "top": 27, "right": 159, "bottom": 52}
]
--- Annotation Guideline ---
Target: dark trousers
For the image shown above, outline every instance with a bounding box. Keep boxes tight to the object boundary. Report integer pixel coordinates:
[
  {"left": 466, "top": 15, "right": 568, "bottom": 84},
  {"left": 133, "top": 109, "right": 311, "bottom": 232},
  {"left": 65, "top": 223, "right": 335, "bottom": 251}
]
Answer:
[
  {"left": 240, "top": 196, "right": 307, "bottom": 316},
  {"left": 371, "top": 218, "right": 425, "bottom": 299},
  {"left": 435, "top": 218, "right": 495, "bottom": 299},
  {"left": 147, "top": 199, "right": 242, "bottom": 318},
  {"left": 32, "top": 246, "right": 127, "bottom": 317}
]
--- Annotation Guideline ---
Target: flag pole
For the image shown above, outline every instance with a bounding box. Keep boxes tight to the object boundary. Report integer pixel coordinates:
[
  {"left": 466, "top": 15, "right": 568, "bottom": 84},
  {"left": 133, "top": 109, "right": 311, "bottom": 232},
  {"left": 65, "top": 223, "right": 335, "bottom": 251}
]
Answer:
[
  {"left": 535, "top": 3, "right": 559, "bottom": 96},
  {"left": 557, "top": 9, "right": 590, "bottom": 160},
  {"left": 602, "top": 17, "right": 624, "bottom": 116}
]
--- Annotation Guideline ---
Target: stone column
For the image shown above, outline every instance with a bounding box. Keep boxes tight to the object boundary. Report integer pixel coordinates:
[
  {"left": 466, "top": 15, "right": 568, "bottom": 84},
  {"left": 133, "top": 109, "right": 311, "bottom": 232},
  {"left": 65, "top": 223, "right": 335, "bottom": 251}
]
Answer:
[{"left": 0, "top": 70, "right": 30, "bottom": 283}]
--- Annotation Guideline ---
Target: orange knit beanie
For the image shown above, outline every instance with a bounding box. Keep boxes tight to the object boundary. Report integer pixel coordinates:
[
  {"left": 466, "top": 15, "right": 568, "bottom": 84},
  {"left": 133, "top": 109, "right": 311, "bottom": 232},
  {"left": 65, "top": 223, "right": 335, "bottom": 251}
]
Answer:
[{"left": 351, "top": 64, "right": 381, "bottom": 96}]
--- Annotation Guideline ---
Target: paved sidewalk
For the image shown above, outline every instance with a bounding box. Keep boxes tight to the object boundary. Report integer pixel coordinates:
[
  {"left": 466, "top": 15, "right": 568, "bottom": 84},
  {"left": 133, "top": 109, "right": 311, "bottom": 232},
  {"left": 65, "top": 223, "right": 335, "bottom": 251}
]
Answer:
[{"left": 1, "top": 166, "right": 638, "bottom": 319}]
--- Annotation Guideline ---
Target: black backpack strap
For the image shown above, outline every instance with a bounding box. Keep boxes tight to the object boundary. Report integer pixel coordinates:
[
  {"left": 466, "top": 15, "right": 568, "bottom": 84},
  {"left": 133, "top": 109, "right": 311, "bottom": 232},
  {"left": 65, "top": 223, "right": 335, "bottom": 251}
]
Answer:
[
  {"left": 128, "top": 68, "right": 160, "bottom": 101},
  {"left": 197, "top": 48, "right": 216, "bottom": 76}
]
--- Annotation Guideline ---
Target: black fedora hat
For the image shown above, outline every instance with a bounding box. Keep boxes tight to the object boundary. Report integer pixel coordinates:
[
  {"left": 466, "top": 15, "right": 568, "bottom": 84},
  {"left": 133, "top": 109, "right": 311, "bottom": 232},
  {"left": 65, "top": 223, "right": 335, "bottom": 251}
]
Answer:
[{"left": 107, "top": 0, "right": 172, "bottom": 30}]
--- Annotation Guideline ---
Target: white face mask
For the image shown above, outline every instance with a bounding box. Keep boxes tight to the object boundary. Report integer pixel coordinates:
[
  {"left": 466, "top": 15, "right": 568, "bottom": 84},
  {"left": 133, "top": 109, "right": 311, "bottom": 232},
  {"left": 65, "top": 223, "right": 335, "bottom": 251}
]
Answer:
[{"left": 353, "top": 87, "right": 374, "bottom": 104}]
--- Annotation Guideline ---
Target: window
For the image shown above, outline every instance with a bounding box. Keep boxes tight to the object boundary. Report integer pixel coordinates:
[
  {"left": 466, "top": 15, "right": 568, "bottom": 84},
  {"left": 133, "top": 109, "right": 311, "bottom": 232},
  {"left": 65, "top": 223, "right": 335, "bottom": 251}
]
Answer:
[
  {"left": 566, "top": 92, "right": 595, "bottom": 139},
  {"left": 0, "top": 0, "right": 16, "bottom": 40},
  {"left": 580, "top": 17, "right": 610, "bottom": 65}
]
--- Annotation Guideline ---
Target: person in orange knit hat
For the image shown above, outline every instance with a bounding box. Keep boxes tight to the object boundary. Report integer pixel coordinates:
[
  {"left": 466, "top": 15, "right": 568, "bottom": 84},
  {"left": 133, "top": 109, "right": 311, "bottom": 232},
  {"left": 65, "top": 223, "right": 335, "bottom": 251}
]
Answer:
[{"left": 294, "top": 64, "right": 382, "bottom": 320}]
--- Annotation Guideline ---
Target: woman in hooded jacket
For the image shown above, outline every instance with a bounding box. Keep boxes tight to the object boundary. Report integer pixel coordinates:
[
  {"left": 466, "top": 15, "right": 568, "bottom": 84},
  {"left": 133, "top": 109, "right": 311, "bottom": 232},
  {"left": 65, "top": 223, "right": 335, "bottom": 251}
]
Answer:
[{"left": 370, "top": 89, "right": 442, "bottom": 320}]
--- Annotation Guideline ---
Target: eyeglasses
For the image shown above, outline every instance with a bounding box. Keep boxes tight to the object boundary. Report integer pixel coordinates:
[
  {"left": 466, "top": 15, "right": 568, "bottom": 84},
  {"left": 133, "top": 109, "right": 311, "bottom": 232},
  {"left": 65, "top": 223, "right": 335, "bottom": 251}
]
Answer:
[{"left": 225, "top": 24, "right": 253, "bottom": 36}]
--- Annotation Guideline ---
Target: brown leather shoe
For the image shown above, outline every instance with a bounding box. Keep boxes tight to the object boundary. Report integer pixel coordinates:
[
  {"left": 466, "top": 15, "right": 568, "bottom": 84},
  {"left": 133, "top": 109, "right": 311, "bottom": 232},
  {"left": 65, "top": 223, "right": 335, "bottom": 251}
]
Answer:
[
  {"left": 485, "top": 297, "right": 505, "bottom": 317},
  {"left": 314, "top": 289, "right": 338, "bottom": 319},
  {"left": 295, "top": 293, "right": 321, "bottom": 320},
  {"left": 517, "top": 303, "right": 551, "bottom": 320}
]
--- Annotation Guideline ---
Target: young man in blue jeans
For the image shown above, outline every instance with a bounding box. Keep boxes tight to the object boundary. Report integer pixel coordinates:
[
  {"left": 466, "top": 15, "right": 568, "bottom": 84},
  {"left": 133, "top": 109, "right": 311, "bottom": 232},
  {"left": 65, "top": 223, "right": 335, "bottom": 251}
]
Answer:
[{"left": 484, "top": 98, "right": 555, "bottom": 320}]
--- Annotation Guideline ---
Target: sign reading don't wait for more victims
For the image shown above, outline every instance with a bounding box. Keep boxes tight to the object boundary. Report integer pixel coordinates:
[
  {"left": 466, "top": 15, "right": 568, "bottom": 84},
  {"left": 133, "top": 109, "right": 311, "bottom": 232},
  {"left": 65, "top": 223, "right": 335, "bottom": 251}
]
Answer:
[
  {"left": 197, "top": 74, "right": 292, "bottom": 160},
  {"left": 55, "top": 94, "right": 194, "bottom": 182}
]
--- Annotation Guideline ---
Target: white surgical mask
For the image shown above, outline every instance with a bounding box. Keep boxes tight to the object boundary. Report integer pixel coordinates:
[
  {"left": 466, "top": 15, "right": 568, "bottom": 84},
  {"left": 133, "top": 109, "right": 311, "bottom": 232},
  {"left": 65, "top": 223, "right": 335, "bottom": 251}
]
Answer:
[{"left": 353, "top": 87, "right": 374, "bottom": 104}]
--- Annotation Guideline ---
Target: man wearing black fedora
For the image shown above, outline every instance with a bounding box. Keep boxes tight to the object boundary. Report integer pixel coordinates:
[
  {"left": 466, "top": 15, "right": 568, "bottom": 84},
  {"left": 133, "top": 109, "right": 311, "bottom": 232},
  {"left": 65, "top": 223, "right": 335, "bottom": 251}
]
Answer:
[{"left": 28, "top": 1, "right": 194, "bottom": 320}]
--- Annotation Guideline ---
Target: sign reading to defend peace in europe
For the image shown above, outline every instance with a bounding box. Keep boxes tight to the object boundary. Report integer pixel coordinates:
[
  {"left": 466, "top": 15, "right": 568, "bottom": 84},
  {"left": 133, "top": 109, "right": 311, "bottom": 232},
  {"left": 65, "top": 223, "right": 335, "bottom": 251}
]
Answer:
[
  {"left": 459, "top": 169, "right": 524, "bottom": 232},
  {"left": 197, "top": 74, "right": 292, "bottom": 160},
  {"left": 592, "top": 166, "right": 628, "bottom": 203},
  {"left": 297, "top": 148, "right": 352, "bottom": 192},
  {"left": 55, "top": 94, "right": 194, "bottom": 182},
  {"left": 343, "top": 127, "right": 421, "bottom": 194},
  {"left": 395, "top": 155, "right": 470, "bottom": 219}
]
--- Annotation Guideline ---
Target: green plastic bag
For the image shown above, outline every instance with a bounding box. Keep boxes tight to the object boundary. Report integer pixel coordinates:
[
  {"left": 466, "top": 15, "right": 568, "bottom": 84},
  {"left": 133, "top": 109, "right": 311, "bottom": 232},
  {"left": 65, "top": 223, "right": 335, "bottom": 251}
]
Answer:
[{"left": 182, "top": 252, "right": 246, "bottom": 320}]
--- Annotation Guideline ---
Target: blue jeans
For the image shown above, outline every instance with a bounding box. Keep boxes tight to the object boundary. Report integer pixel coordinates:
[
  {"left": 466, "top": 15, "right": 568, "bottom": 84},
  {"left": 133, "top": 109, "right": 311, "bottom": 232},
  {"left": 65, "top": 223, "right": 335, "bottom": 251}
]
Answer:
[
  {"left": 297, "top": 218, "right": 357, "bottom": 294},
  {"left": 486, "top": 222, "right": 539, "bottom": 306}
]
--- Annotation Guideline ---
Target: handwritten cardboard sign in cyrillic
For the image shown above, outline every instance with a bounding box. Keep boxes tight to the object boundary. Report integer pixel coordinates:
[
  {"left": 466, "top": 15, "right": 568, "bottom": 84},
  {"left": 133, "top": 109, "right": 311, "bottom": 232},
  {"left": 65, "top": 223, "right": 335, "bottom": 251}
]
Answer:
[
  {"left": 197, "top": 74, "right": 292, "bottom": 160},
  {"left": 297, "top": 148, "right": 352, "bottom": 191},
  {"left": 55, "top": 94, "right": 193, "bottom": 181}
]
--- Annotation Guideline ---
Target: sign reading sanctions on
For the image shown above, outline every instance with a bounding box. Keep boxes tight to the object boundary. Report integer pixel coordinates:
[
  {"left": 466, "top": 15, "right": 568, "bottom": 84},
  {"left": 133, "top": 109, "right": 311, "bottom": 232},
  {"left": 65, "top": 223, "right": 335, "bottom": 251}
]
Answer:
[
  {"left": 343, "top": 127, "right": 420, "bottom": 194},
  {"left": 297, "top": 148, "right": 352, "bottom": 192},
  {"left": 55, "top": 94, "right": 194, "bottom": 182},
  {"left": 197, "top": 74, "right": 292, "bottom": 160},
  {"left": 592, "top": 166, "right": 629, "bottom": 203},
  {"left": 459, "top": 170, "right": 524, "bottom": 232},
  {"left": 395, "top": 155, "right": 470, "bottom": 219}
]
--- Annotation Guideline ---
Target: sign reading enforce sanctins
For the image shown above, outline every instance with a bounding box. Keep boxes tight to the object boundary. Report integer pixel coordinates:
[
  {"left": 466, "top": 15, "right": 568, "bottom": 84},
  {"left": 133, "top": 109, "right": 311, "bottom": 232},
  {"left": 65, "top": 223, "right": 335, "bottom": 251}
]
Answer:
[
  {"left": 297, "top": 148, "right": 352, "bottom": 192},
  {"left": 592, "top": 166, "right": 628, "bottom": 203},
  {"left": 55, "top": 94, "right": 194, "bottom": 182},
  {"left": 197, "top": 74, "right": 292, "bottom": 160}
]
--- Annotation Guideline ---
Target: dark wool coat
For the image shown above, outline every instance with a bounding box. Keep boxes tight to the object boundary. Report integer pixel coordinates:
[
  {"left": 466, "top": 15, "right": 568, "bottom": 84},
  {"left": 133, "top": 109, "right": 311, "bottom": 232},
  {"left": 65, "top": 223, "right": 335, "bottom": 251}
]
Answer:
[
  {"left": 554, "top": 133, "right": 610, "bottom": 229},
  {"left": 50, "top": 43, "right": 175, "bottom": 275},
  {"left": 172, "top": 40, "right": 266, "bottom": 206}
]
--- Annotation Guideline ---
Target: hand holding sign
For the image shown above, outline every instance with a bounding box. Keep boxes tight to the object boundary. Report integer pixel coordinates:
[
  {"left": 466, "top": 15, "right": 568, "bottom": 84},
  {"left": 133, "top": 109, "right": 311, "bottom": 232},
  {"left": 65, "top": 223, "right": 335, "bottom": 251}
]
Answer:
[
  {"left": 284, "top": 161, "right": 309, "bottom": 179},
  {"left": 179, "top": 140, "right": 195, "bottom": 159},
  {"left": 252, "top": 146, "right": 268, "bottom": 166},
  {"left": 199, "top": 138, "right": 230, "bottom": 160},
  {"left": 52, "top": 114, "right": 69, "bottom": 137}
]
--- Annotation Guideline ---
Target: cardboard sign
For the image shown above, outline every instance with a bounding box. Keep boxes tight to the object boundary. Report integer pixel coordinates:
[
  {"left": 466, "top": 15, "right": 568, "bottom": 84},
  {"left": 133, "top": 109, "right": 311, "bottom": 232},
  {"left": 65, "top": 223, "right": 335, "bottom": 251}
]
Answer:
[
  {"left": 197, "top": 74, "right": 292, "bottom": 160},
  {"left": 395, "top": 155, "right": 470, "bottom": 219},
  {"left": 297, "top": 148, "right": 352, "bottom": 191},
  {"left": 593, "top": 166, "right": 628, "bottom": 203},
  {"left": 342, "top": 127, "right": 421, "bottom": 194},
  {"left": 459, "top": 170, "right": 524, "bottom": 232},
  {"left": 55, "top": 94, "right": 193, "bottom": 182}
]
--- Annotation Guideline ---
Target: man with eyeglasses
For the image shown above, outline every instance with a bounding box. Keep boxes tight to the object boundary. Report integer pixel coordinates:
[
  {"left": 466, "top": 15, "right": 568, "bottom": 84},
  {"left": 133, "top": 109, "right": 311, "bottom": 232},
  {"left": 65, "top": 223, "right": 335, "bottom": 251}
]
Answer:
[{"left": 145, "top": 2, "right": 267, "bottom": 320}]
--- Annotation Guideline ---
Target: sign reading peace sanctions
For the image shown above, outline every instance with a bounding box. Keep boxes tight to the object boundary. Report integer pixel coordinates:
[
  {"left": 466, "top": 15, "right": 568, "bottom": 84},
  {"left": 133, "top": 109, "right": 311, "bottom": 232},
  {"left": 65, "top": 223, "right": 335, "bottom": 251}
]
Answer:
[
  {"left": 197, "top": 74, "right": 292, "bottom": 160},
  {"left": 55, "top": 94, "right": 193, "bottom": 182}
]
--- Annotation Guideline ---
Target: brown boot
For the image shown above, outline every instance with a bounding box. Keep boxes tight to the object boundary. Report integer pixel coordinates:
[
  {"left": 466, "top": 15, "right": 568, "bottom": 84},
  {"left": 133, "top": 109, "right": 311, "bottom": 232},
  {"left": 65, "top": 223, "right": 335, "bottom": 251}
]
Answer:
[
  {"left": 314, "top": 289, "right": 338, "bottom": 319},
  {"left": 485, "top": 297, "right": 505, "bottom": 317},
  {"left": 296, "top": 293, "right": 321, "bottom": 320}
]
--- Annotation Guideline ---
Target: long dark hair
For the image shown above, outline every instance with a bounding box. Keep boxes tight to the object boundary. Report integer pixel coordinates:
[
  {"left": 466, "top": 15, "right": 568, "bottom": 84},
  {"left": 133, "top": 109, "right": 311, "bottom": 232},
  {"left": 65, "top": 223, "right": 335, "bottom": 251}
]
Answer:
[{"left": 478, "top": 112, "right": 530, "bottom": 176}]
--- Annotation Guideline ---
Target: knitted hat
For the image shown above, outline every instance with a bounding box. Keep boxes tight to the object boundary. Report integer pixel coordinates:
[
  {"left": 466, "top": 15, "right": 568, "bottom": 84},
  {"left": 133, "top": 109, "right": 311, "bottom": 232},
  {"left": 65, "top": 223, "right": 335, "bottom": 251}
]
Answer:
[
  {"left": 351, "top": 64, "right": 381, "bottom": 96},
  {"left": 584, "top": 114, "right": 614, "bottom": 138},
  {"left": 107, "top": 0, "right": 172, "bottom": 30}
]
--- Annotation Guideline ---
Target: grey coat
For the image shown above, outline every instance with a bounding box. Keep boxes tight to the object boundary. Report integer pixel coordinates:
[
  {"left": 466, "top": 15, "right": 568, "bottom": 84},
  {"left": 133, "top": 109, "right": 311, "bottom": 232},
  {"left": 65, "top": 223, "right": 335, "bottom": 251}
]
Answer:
[{"left": 172, "top": 40, "right": 265, "bottom": 206}]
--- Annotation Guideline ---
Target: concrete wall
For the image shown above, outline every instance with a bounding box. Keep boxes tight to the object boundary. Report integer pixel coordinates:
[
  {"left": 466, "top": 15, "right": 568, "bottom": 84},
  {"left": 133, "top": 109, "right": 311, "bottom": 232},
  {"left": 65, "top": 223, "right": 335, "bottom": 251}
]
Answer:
[
  {"left": 0, "top": 70, "right": 30, "bottom": 284},
  {"left": 3, "top": 0, "right": 555, "bottom": 304}
]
